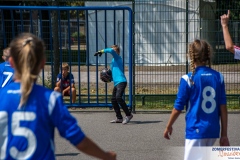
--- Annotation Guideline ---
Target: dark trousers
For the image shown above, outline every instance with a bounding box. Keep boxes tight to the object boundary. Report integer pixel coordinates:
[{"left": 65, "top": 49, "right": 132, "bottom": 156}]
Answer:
[{"left": 111, "top": 82, "right": 131, "bottom": 119}]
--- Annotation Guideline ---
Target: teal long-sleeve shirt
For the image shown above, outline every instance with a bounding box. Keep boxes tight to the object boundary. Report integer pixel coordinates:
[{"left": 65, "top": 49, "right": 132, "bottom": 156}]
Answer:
[{"left": 102, "top": 48, "right": 127, "bottom": 86}]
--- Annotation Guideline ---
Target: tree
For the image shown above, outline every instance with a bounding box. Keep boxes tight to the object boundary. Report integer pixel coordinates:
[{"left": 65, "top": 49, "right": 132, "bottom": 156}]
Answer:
[
  {"left": 216, "top": 1, "right": 240, "bottom": 20},
  {"left": 63, "top": 1, "right": 85, "bottom": 19},
  {"left": 27, "top": 0, "right": 61, "bottom": 86},
  {"left": 50, "top": 0, "right": 61, "bottom": 86}
]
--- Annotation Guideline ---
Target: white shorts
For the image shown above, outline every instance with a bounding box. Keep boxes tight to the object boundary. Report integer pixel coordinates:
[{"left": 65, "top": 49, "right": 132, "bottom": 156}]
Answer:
[{"left": 184, "top": 138, "right": 217, "bottom": 160}]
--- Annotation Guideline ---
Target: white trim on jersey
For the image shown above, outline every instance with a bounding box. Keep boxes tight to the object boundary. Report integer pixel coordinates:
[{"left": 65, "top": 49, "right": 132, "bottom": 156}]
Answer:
[
  {"left": 182, "top": 75, "right": 191, "bottom": 87},
  {"left": 219, "top": 73, "right": 224, "bottom": 84},
  {"left": 181, "top": 74, "right": 191, "bottom": 113},
  {"left": 48, "top": 91, "right": 61, "bottom": 116},
  {"left": 186, "top": 101, "right": 191, "bottom": 114}
]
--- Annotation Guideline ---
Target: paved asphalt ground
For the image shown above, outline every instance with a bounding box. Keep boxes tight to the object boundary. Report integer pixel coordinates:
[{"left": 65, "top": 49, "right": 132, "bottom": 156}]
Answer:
[{"left": 54, "top": 110, "right": 240, "bottom": 160}]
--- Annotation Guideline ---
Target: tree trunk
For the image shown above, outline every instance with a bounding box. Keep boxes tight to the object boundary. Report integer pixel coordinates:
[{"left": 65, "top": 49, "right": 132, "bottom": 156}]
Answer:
[{"left": 51, "top": 0, "right": 60, "bottom": 85}]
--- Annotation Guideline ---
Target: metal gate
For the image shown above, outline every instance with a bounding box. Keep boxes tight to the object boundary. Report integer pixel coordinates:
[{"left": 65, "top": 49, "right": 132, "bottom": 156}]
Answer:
[
  {"left": 1, "top": 0, "right": 240, "bottom": 111},
  {"left": 0, "top": 6, "right": 133, "bottom": 109}
]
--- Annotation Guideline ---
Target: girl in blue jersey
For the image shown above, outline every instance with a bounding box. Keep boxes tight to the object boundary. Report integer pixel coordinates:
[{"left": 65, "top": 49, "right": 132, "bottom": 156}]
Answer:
[
  {"left": 0, "top": 47, "right": 14, "bottom": 88},
  {"left": 94, "top": 45, "right": 133, "bottom": 124},
  {"left": 221, "top": 10, "right": 240, "bottom": 60},
  {"left": 163, "top": 39, "right": 230, "bottom": 160},
  {"left": 0, "top": 33, "right": 116, "bottom": 160}
]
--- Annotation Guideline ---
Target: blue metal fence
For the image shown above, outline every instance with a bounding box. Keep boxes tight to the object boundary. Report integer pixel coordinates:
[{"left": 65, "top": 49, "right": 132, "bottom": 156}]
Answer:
[{"left": 0, "top": 6, "right": 133, "bottom": 109}]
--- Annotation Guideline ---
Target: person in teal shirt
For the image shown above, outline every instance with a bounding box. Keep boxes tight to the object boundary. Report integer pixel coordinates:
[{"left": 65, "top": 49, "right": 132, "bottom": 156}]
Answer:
[{"left": 95, "top": 45, "right": 133, "bottom": 124}]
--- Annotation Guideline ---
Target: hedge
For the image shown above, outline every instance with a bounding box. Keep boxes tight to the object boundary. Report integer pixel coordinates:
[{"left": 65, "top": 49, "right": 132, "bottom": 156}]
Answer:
[{"left": 45, "top": 50, "right": 86, "bottom": 65}]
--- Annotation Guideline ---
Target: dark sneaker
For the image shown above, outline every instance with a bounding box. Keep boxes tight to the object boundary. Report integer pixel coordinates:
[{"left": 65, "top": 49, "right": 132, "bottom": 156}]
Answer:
[
  {"left": 110, "top": 118, "right": 123, "bottom": 123},
  {"left": 122, "top": 114, "right": 133, "bottom": 124}
]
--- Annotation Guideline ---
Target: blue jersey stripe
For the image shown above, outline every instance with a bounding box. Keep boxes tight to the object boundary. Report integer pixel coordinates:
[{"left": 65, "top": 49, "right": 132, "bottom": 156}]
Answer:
[{"left": 48, "top": 91, "right": 61, "bottom": 116}]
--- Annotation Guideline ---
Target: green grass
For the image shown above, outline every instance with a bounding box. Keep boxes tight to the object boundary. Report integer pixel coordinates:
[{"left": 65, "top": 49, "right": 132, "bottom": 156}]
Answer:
[
  {"left": 39, "top": 63, "right": 240, "bottom": 111},
  {"left": 63, "top": 94, "right": 240, "bottom": 111}
]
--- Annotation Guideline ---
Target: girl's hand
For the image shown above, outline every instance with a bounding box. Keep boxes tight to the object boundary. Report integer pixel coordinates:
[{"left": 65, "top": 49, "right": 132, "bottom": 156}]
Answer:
[
  {"left": 163, "top": 127, "right": 173, "bottom": 140},
  {"left": 220, "top": 136, "right": 230, "bottom": 146}
]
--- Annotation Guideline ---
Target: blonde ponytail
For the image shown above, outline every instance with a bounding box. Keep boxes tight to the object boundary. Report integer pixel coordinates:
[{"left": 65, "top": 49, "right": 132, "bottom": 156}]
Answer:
[{"left": 9, "top": 33, "right": 45, "bottom": 108}]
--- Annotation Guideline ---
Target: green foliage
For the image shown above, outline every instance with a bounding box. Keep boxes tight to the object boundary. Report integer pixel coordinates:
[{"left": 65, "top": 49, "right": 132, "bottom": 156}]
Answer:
[
  {"left": 72, "top": 32, "right": 85, "bottom": 39},
  {"left": 63, "top": 94, "right": 240, "bottom": 110},
  {"left": 217, "top": 1, "right": 240, "bottom": 20},
  {"left": 37, "top": 71, "right": 52, "bottom": 89},
  {"left": 43, "top": 72, "right": 53, "bottom": 89},
  {"left": 60, "top": 1, "right": 85, "bottom": 19},
  {"left": 45, "top": 50, "right": 86, "bottom": 64}
]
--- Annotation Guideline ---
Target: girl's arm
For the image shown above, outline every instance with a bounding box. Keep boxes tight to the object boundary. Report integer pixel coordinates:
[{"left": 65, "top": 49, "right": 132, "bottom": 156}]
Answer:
[
  {"left": 76, "top": 136, "right": 116, "bottom": 160},
  {"left": 221, "top": 10, "right": 235, "bottom": 54},
  {"left": 163, "top": 108, "right": 181, "bottom": 140},
  {"left": 219, "top": 104, "right": 230, "bottom": 146}
]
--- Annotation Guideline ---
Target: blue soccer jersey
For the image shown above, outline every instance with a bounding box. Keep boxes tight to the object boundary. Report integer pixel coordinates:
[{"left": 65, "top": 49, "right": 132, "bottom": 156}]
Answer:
[
  {"left": 0, "top": 61, "right": 14, "bottom": 88},
  {"left": 174, "top": 66, "right": 226, "bottom": 139},
  {"left": 0, "top": 82, "right": 85, "bottom": 160},
  {"left": 103, "top": 48, "right": 127, "bottom": 86},
  {"left": 56, "top": 72, "right": 75, "bottom": 89}
]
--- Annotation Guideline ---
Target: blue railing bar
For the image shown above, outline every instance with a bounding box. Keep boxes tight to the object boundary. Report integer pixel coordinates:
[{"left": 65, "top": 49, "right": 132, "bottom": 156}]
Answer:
[
  {"left": 1, "top": 10, "right": 7, "bottom": 48},
  {"left": 122, "top": 10, "right": 125, "bottom": 66},
  {"left": 20, "top": 10, "right": 24, "bottom": 32},
  {"left": 114, "top": 10, "right": 116, "bottom": 45},
  {"left": 58, "top": 10, "right": 63, "bottom": 72},
  {"left": 128, "top": 8, "right": 133, "bottom": 109},
  {"left": 77, "top": 10, "right": 81, "bottom": 104},
  {"left": 38, "top": 10, "right": 43, "bottom": 38},
  {"left": 65, "top": 103, "right": 132, "bottom": 107},
  {"left": 48, "top": 10, "right": 54, "bottom": 89},
  {"left": 29, "top": 10, "right": 33, "bottom": 33},
  {"left": 95, "top": 9, "right": 99, "bottom": 103},
  {"left": 67, "top": 10, "right": 73, "bottom": 105},
  {"left": 10, "top": 10, "right": 15, "bottom": 38},
  {"left": 104, "top": 10, "right": 107, "bottom": 50},
  {"left": 38, "top": 10, "right": 45, "bottom": 86},
  {"left": 0, "top": 6, "right": 132, "bottom": 11},
  {"left": 86, "top": 10, "right": 90, "bottom": 103},
  {"left": 122, "top": 10, "right": 126, "bottom": 102},
  {"left": 104, "top": 10, "right": 108, "bottom": 104},
  {"left": 58, "top": 10, "right": 64, "bottom": 92}
]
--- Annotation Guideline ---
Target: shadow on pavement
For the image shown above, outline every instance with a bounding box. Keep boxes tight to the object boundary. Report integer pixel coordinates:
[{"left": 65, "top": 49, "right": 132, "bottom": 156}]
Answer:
[
  {"left": 56, "top": 153, "right": 80, "bottom": 157},
  {"left": 129, "top": 120, "right": 163, "bottom": 124}
]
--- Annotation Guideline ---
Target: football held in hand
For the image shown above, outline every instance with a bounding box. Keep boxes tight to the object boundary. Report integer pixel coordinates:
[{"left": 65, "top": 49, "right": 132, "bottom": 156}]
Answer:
[{"left": 100, "top": 68, "right": 112, "bottom": 83}]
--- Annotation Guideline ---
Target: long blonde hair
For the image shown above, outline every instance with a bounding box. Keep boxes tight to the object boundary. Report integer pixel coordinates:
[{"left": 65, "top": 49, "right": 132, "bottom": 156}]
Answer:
[
  {"left": 9, "top": 33, "right": 45, "bottom": 107},
  {"left": 188, "top": 39, "right": 213, "bottom": 85}
]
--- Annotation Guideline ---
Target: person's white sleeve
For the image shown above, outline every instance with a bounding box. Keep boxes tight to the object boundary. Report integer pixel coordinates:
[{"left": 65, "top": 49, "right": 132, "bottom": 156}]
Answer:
[{"left": 234, "top": 46, "right": 240, "bottom": 60}]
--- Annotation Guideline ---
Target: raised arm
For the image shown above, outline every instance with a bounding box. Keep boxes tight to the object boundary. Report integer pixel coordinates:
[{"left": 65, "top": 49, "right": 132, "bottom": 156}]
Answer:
[
  {"left": 221, "top": 10, "right": 235, "bottom": 54},
  {"left": 94, "top": 48, "right": 119, "bottom": 59}
]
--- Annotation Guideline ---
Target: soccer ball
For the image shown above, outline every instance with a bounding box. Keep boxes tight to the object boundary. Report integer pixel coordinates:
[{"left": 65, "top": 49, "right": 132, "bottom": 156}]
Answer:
[{"left": 100, "top": 68, "right": 112, "bottom": 83}]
